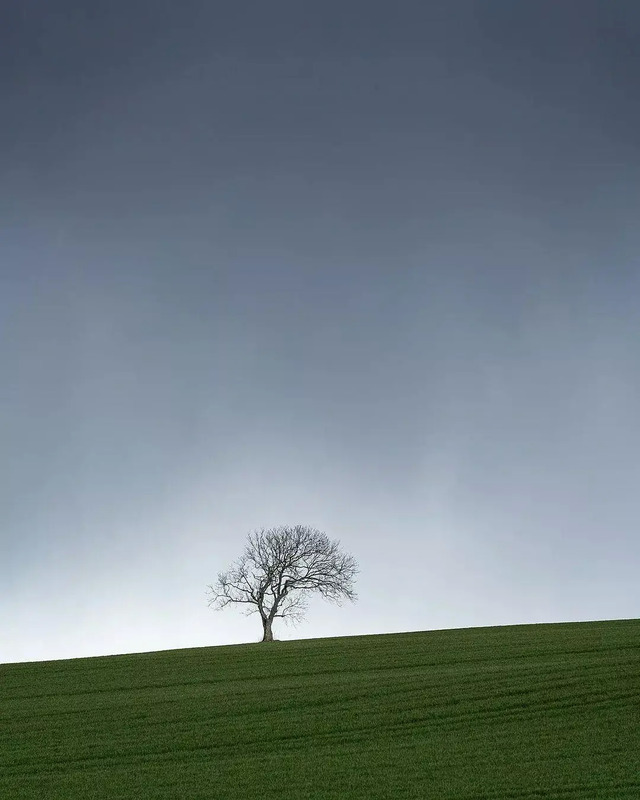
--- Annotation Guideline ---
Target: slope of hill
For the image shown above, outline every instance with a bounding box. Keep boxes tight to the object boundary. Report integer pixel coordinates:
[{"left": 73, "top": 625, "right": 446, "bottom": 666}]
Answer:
[{"left": 1, "top": 619, "right": 638, "bottom": 799}]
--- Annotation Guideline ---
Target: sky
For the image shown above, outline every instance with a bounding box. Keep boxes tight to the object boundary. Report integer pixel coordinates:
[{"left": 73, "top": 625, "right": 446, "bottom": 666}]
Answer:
[{"left": 1, "top": 0, "right": 639, "bottom": 664}]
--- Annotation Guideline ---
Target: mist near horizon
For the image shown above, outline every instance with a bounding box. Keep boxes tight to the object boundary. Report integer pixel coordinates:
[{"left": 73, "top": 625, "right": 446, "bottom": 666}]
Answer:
[{"left": 2, "top": 1, "right": 639, "bottom": 664}]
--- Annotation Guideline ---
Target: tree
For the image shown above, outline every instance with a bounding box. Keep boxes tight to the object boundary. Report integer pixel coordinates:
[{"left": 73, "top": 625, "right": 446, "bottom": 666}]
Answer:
[{"left": 207, "top": 524, "right": 358, "bottom": 642}]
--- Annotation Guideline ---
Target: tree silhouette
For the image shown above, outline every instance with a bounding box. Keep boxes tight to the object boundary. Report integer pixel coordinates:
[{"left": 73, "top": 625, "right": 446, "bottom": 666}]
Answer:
[{"left": 207, "top": 524, "right": 358, "bottom": 641}]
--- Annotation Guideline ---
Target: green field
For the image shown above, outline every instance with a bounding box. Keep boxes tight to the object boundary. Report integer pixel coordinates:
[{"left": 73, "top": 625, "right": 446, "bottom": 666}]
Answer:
[{"left": 1, "top": 619, "right": 638, "bottom": 799}]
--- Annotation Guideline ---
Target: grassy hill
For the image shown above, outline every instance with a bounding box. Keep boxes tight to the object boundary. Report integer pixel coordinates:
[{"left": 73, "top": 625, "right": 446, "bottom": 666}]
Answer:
[{"left": 1, "top": 619, "right": 638, "bottom": 799}]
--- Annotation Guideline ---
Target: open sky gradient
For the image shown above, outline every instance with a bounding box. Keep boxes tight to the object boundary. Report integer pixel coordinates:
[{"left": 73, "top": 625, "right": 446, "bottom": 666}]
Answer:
[{"left": 2, "top": 0, "right": 639, "bottom": 663}]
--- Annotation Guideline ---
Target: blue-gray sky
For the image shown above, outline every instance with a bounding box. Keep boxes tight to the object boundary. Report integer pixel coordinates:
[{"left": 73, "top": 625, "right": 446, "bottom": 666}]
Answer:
[{"left": 2, "top": 1, "right": 639, "bottom": 663}]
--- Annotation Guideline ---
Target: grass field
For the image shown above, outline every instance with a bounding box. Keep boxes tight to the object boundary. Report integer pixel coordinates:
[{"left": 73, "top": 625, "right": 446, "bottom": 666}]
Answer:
[{"left": 1, "top": 619, "right": 638, "bottom": 799}]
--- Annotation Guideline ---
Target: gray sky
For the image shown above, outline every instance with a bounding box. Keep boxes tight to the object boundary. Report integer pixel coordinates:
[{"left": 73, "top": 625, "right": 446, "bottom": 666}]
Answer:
[{"left": 2, "top": 1, "right": 639, "bottom": 663}]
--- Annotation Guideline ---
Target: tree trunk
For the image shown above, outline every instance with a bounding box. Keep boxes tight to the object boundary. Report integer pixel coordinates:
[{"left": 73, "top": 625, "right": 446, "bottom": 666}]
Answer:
[{"left": 261, "top": 616, "right": 274, "bottom": 642}]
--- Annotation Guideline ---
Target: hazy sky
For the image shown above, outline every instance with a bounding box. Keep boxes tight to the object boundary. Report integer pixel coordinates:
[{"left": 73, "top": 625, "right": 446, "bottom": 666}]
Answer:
[{"left": 2, "top": 1, "right": 639, "bottom": 664}]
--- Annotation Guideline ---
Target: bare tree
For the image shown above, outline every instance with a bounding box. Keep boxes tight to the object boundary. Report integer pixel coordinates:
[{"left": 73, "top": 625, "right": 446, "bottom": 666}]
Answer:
[{"left": 207, "top": 524, "right": 358, "bottom": 642}]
